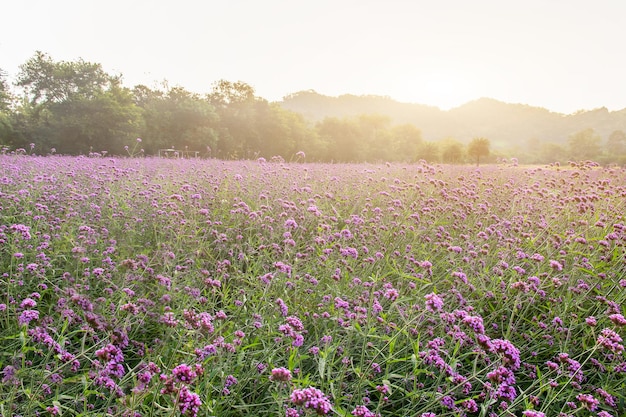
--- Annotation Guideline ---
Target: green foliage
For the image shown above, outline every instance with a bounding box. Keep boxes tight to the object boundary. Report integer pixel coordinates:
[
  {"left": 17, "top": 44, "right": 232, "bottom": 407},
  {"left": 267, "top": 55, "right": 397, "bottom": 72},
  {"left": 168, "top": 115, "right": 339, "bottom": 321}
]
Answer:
[
  {"left": 4, "top": 53, "right": 626, "bottom": 165},
  {"left": 441, "top": 139, "right": 465, "bottom": 164},
  {"left": 416, "top": 141, "right": 440, "bottom": 163},
  {"left": 133, "top": 84, "right": 219, "bottom": 155},
  {"left": 14, "top": 52, "right": 142, "bottom": 154},
  {"left": 467, "top": 137, "right": 491, "bottom": 166},
  {"left": 389, "top": 124, "right": 422, "bottom": 161},
  {"left": 0, "top": 69, "right": 14, "bottom": 146},
  {"left": 568, "top": 128, "right": 602, "bottom": 161},
  {"left": 0, "top": 68, "right": 12, "bottom": 112},
  {"left": 606, "top": 130, "right": 626, "bottom": 160},
  {"left": 317, "top": 116, "right": 361, "bottom": 162},
  {"left": 17, "top": 51, "right": 111, "bottom": 106}
]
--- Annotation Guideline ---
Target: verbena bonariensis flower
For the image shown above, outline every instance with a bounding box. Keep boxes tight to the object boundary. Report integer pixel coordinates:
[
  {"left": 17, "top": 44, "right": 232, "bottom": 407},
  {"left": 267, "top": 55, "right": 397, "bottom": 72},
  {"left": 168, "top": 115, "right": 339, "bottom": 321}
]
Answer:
[
  {"left": 608, "top": 313, "right": 626, "bottom": 326},
  {"left": 172, "top": 363, "right": 202, "bottom": 383},
  {"left": 270, "top": 367, "right": 292, "bottom": 382},
  {"left": 597, "top": 328, "right": 624, "bottom": 353},
  {"left": 290, "top": 386, "right": 332, "bottom": 415},
  {"left": 178, "top": 385, "right": 202, "bottom": 417},
  {"left": 522, "top": 411, "right": 545, "bottom": 417},
  {"left": 488, "top": 339, "right": 521, "bottom": 370},
  {"left": 576, "top": 393, "right": 599, "bottom": 411},
  {"left": 351, "top": 405, "right": 380, "bottom": 417},
  {"left": 276, "top": 298, "right": 289, "bottom": 317},
  {"left": 18, "top": 309, "right": 39, "bottom": 326},
  {"left": 425, "top": 292, "right": 444, "bottom": 312},
  {"left": 462, "top": 315, "right": 485, "bottom": 334}
]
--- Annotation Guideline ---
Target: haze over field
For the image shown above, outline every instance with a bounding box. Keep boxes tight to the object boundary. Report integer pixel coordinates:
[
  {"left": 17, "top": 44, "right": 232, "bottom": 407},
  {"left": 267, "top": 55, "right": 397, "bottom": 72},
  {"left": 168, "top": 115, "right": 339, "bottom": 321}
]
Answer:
[{"left": 2, "top": 0, "right": 626, "bottom": 114}]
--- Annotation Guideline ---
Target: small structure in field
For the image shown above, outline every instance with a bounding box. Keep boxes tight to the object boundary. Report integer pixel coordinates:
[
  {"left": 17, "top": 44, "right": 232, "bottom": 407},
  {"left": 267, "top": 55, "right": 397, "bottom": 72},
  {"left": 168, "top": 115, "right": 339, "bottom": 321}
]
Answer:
[{"left": 158, "top": 149, "right": 199, "bottom": 158}]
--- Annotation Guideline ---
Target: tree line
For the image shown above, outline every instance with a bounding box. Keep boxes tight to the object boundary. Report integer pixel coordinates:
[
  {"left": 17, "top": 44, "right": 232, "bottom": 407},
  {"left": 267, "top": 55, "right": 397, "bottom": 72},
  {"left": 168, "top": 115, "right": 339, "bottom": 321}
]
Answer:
[
  {"left": 2, "top": 52, "right": 423, "bottom": 162},
  {"left": 1, "top": 52, "right": 623, "bottom": 164}
]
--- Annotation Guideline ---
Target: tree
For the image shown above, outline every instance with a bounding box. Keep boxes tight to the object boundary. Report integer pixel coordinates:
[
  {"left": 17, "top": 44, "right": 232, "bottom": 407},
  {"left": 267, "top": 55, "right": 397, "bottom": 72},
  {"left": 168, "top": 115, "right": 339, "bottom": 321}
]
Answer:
[
  {"left": 0, "top": 68, "right": 12, "bottom": 112},
  {"left": 442, "top": 139, "right": 465, "bottom": 164},
  {"left": 17, "top": 51, "right": 111, "bottom": 107},
  {"left": 15, "top": 52, "right": 141, "bottom": 154},
  {"left": 0, "top": 69, "right": 14, "bottom": 145},
  {"left": 467, "top": 137, "right": 490, "bottom": 166},
  {"left": 134, "top": 84, "right": 219, "bottom": 155},
  {"left": 207, "top": 80, "right": 261, "bottom": 158},
  {"left": 568, "top": 128, "right": 602, "bottom": 161},
  {"left": 389, "top": 123, "right": 422, "bottom": 162},
  {"left": 316, "top": 117, "right": 361, "bottom": 162},
  {"left": 356, "top": 114, "right": 392, "bottom": 161},
  {"left": 607, "top": 130, "right": 626, "bottom": 155},
  {"left": 539, "top": 142, "right": 566, "bottom": 164},
  {"left": 208, "top": 79, "right": 255, "bottom": 107},
  {"left": 416, "top": 141, "right": 440, "bottom": 163}
]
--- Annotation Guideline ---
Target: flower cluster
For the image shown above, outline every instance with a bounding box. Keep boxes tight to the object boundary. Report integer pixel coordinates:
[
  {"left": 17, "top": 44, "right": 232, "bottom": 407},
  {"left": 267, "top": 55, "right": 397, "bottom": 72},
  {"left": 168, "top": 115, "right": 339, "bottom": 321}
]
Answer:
[
  {"left": 290, "top": 387, "right": 332, "bottom": 415},
  {"left": 270, "top": 367, "right": 292, "bottom": 382}
]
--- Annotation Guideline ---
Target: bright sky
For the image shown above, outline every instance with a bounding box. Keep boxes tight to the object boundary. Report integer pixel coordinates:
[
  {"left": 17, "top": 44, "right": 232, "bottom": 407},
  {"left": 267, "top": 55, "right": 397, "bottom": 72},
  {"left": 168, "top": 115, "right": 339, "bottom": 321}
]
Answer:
[{"left": 2, "top": 0, "right": 625, "bottom": 114}]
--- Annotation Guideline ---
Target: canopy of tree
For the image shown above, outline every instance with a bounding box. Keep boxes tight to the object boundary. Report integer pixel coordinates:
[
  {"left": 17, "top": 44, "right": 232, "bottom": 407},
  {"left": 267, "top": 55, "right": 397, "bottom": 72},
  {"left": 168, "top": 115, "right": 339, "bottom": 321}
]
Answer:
[{"left": 1, "top": 53, "right": 626, "bottom": 165}]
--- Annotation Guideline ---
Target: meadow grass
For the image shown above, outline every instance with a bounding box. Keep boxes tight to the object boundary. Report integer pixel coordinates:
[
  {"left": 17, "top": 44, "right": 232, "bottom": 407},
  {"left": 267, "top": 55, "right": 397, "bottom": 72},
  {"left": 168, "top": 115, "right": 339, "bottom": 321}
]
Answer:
[{"left": 0, "top": 155, "right": 625, "bottom": 417}]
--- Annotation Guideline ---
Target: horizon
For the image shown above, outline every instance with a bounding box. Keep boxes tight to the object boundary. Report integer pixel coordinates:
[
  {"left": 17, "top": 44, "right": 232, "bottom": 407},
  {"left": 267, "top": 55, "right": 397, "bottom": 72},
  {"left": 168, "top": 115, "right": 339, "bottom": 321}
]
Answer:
[
  {"left": 279, "top": 91, "right": 624, "bottom": 115},
  {"left": 2, "top": 1, "right": 626, "bottom": 115}
]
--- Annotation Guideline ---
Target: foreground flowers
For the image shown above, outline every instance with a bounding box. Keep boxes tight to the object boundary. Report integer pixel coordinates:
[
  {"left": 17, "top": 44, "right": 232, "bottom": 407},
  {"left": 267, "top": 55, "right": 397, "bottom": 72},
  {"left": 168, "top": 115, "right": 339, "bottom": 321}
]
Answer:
[
  {"left": 290, "top": 387, "right": 332, "bottom": 415},
  {"left": 0, "top": 155, "right": 624, "bottom": 416}
]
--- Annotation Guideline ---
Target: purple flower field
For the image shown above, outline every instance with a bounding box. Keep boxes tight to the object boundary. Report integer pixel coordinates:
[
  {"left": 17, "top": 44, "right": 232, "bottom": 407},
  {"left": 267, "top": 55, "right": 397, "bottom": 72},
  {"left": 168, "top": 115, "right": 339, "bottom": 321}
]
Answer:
[{"left": 1, "top": 155, "right": 625, "bottom": 417}]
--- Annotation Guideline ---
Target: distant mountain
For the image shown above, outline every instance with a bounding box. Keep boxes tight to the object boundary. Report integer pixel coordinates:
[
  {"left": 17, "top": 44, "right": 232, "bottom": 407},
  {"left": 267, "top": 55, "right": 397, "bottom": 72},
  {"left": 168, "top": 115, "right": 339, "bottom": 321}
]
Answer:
[{"left": 279, "top": 91, "right": 626, "bottom": 149}]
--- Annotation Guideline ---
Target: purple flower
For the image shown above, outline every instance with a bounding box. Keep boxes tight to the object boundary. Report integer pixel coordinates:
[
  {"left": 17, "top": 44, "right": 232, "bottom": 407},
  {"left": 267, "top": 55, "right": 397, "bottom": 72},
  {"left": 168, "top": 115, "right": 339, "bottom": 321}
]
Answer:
[
  {"left": 18, "top": 309, "right": 39, "bottom": 326},
  {"left": 462, "top": 399, "right": 478, "bottom": 413},
  {"left": 549, "top": 260, "right": 563, "bottom": 271},
  {"left": 462, "top": 315, "right": 485, "bottom": 334},
  {"left": 488, "top": 339, "right": 521, "bottom": 370},
  {"left": 522, "top": 411, "right": 545, "bottom": 417},
  {"left": 286, "top": 316, "right": 304, "bottom": 331},
  {"left": 576, "top": 393, "right": 599, "bottom": 411},
  {"left": 609, "top": 313, "right": 626, "bottom": 326},
  {"left": 178, "top": 385, "right": 202, "bottom": 417},
  {"left": 320, "top": 335, "right": 332, "bottom": 345},
  {"left": 195, "top": 344, "right": 217, "bottom": 359},
  {"left": 20, "top": 298, "right": 37, "bottom": 308},
  {"left": 2, "top": 365, "right": 17, "bottom": 384},
  {"left": 10, "top": 223, "right": 32, "bottom": 240},
  {"left": 351, "top": 405, "right": 379, "bottom": 417},
  {"left": 290, "top": 387, "right": 332, "bottom": 415},
  {"left": 487, "top": 366, "right": 516, "bottom": 385},
  {"left": 425, "top": 292, "right": 444, "bottom": 312},
  {"left": 340, "top": 247, "right": 359, "bottom": 259},
  {"left": 172, "top": 363, "right": 199, "bottom": 383},
  {"left": 270, "top": 367, "right": 292, "bottom": 382},
  {"left": 95, "top": 343, "right": 124, "bottom": 363},
  {"left": 285, "top": 408, "right": 300, "bottom": 417},
  {"left": 274, "top": 261, "right": 292, "bottom": 276},
  {"left": 292, "top": 333, "right": 304, "bottom": 347},
  {"left": 597, "top": 328, "right": 624, "bottom": 353},
  {"left": 371, "top": 362, "right": 382, "bottom": 374},
  {"left": 276, "top": 298, "right": 289, "bottom": 317},
  {"left": 284, "top": 218, "right": 299, "bottom": 229}
]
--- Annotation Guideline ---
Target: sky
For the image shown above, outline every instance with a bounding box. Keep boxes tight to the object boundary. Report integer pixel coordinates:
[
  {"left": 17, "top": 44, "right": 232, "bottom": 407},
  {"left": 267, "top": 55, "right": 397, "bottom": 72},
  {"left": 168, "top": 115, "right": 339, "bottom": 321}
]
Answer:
[{"left": 2, "top": 0, "right": 625, "bottom": 114}]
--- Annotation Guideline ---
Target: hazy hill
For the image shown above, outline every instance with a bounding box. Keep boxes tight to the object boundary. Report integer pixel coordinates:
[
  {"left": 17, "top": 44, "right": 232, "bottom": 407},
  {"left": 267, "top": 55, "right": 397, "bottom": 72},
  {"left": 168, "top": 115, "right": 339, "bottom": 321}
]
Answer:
[{"left": 279, "top": 91, "right": 626, "bottom": 149}]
